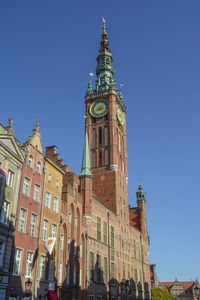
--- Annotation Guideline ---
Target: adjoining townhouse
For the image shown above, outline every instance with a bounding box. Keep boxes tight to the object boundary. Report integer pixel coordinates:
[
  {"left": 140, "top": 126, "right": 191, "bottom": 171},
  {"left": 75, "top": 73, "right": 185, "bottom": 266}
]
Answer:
[
  {"left": 36, "top": 146, "right": 64, "bottom": 299},
  {"left": 45, "top": 146, "right": 87, "bottom": 300},
  {"left": 0, "top": 119, "right": 24, "bottom": 300},
  {"left": 8, "top": 120, "right": 45, "bottom": 299}
]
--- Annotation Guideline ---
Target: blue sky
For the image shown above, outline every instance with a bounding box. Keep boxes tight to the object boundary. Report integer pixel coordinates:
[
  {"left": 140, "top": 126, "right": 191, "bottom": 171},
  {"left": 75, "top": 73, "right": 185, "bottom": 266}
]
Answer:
[{"left": 0, "top": 0, "right": 200, "bottom": 282}]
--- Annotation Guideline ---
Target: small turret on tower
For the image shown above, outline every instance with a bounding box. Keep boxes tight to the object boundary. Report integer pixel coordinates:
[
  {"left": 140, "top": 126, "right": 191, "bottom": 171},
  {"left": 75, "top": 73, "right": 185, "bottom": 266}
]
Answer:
[{"left": 137, "top": 184, "right": 148, "bottom": 241}]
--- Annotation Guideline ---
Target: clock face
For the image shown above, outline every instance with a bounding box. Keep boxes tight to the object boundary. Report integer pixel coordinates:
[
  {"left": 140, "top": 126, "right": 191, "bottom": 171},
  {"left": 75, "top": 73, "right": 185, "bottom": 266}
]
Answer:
[
  {"left": 90, "top": 99, "right": 109, "bottom": 118},
  {"left": 116, "top": 105, "right": 124, "bottom": 125}
]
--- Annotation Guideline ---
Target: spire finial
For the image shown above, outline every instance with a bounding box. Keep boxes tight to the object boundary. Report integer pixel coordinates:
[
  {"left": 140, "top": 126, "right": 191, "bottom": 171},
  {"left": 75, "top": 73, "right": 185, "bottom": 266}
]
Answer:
[
  {"left": 36, "top": 118, "right": 40, "bottom": 127},
  {"left": 99, "top": 17, "right": 110, "bottom": 54},
  {"left": 6, "top": 118, "right": 15, "bottom": 135},
  {"left": 102, "top": 17, "right": 106, "bottom": 34}
]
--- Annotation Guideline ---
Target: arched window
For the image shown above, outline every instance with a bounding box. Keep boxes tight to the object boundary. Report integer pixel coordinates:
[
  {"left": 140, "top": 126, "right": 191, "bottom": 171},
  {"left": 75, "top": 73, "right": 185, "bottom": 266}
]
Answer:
[
  {"left": 119, "top": 134, "right": 121, "bottom": 152},
  {"left": 99, "top": 150, "right": 102, "bottom": 167},
  {"left": 92, "top": 128, "right": 96, "bottom": 149},
  {"left": 28, "top": 155, "right": 33, "bottom": 168},
  {"left": 36, "top": 161, "right": 41, "bottom": 174},
  {"left": 92, "top": 151, "right": 96, "bottom": 168},
  {"left": 99, "top": 127, "right": 102, "bottom": 146},
  {"left": 104, "top": 127, "right": 108, "bottom": 147},
  {"left": 104, "top": 149, "right": 109, "bottom": 166}
]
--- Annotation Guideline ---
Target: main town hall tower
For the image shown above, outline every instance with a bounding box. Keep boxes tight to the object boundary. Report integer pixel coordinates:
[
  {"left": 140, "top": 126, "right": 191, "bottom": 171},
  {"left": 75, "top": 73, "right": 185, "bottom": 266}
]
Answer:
[{"left": 85, "top": 19, "right": 128, "bottom": 214}]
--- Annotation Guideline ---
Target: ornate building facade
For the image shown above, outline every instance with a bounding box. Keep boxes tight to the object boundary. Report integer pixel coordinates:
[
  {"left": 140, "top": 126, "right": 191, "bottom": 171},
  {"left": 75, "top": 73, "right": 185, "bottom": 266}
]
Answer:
[{"left": 0, "top": 20, "right": 151, "bottom": 300}]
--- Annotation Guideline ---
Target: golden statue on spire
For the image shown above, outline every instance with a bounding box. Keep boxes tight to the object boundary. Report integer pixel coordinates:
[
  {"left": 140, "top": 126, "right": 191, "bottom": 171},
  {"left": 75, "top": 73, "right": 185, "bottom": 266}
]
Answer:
[{"left": 102, "top": 17, "right": 106, "bottom": 34}]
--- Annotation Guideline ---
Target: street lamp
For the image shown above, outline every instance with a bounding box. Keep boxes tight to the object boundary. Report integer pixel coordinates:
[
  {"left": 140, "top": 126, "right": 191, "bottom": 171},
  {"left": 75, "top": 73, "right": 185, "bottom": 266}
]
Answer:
[
  {"left": 25, "top": 278, "right": 32, "bottom": 298},
  {"left": 194, "top": 285, "right": 200, "bottom": 300}
]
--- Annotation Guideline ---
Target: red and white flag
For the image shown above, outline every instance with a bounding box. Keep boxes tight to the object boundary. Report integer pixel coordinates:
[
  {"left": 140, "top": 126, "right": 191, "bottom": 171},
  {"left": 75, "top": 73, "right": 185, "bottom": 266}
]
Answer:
[
  {"left": 0, "top": 168, "right": 8, "bottom": 180},
  {"left": 45, "top": 237, "right": 56, "bottom": 255}
]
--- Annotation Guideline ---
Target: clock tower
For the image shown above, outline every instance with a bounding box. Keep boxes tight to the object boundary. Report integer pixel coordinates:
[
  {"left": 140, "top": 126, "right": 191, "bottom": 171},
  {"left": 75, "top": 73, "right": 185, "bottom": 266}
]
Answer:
[{"left": 84, "top": 19, "right": 128, "bottom": 214}]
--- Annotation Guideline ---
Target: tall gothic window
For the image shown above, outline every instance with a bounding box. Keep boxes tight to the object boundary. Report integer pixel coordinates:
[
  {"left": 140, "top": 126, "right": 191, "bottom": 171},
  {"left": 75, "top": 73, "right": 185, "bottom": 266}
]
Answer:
[
  {"left": 92, "top": 151, "right": 96, "bottom": 168},
  {"left": 104, "top": 127, "right": 108, "bottom": 147},
  {"left": 92, "top": 128, "right": 96, "bottom": 149},
  {"left": 119, "top": 133, "right": 121, "bottom": 152},
  {"left": 104, "top": 149, "right": 109, "bottom": 166},
  {"left": 99, "top": 150, "right": 102, "bottom": 167},
  {"left": 99, "top": 127, "right": 102, "bottom": 146}
]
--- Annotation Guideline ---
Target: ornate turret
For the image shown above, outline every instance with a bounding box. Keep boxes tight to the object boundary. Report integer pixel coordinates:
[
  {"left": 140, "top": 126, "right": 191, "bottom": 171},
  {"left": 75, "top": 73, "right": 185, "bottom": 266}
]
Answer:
[
  {"left": 95, "top": 18, "right": 116, "bottom": 92},
  {"left": 136, "top": 185, "right": 146, "bottom": 202}
]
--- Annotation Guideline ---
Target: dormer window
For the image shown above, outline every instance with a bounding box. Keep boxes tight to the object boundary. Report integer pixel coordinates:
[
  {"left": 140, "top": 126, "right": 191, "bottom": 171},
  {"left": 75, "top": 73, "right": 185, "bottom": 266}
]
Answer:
[
  {"left": 28, "top": 155, "right": 33, "bottom": 168},
  {"left": 36, "top": 162, "right": 41, "bottom": 174}
]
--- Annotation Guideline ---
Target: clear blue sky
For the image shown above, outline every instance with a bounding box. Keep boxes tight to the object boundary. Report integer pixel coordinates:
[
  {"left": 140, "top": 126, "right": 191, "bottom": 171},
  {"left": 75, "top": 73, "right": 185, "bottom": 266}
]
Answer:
[{"left": 0, "top": 0, "right": 200, "bottom": 282}]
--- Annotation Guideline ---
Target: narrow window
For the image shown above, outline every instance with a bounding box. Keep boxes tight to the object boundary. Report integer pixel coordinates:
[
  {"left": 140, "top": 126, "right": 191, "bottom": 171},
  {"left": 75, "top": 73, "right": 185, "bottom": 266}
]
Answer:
[
  {"left": 79, "top": 268, "right": 82, "bottom": 287},
  {"left": 134, "top": 240, "right": 136, "bottom": 258},
  {"left": 45, "top": 191, "right": 51, "bottom": 209},
  {"left": 73, "top": 265, "right": 76, "bottom": 284},
  {"left": 104, "top": 127, "right": 108, "bottom": 146},
  {"left": 80, "top": 243, "right": 82, "bottom": 258},
  {"left": 99, "top": 150, "right": 102, "bottom": 167},
  {"left": 7, "top": 170, "right": 14, "bottom": 187},
  {"left": 53, "top": 196, "right": 59, "bottom": 213},
  {"left": 39, "top": 256, "right": 46, "bottom": 280},
  {"left": 97, "top": 254, "right": 101, "bottom": 282},
  {"left": 33, "top": 184, "right": 40, "bottom": 202},
  {"left": 0, "top": 201, "right": 10, "bottom": 224},
  {"left": 104, "top": 149, "right": 109, "bottom": 166},
  {"left": 103, "top": 221, "right": 107, "bottom": 245},
  {"left": 75, "top": 216, "right": 78, "bottom": 227},
  {"left": 52, "top": 224, "right": 57, "bottom": 237},
  {"left": 119, "top": 134, "right": 121, "bottom": 152},
  {"left": 111, "top": 226, "right": 114, "bottom": 248},
  {"left": 28, "top": 155, "right": 33, "bottom": 168},
  {"left": 48, "top": 258, "right": 55, "bottom": 281},
  {"left": 60, "top": 234, "right": 64, "bottom": 250},
  {"left": 89, "top": 252, "right": 94, "bottom": 281},
  {"left": 0, "top": 242, "right": 5, "bottom": 267},
  {"left": 92, "top": 128, "right": 96, "bottom": 149},
  {"left": 30, "top": 214, "right": 37, "bottom": 237},
  {"left": 58, "top": 262, "right": 63, "bottom": 283},
  {"left": 42, "top": 220, "right": 48, "bottom": 241},
  {"left": 23, "top": 178, "right": 30, "bottom": 196},
  {"left": 99, "top": 127, "right": 102, "bottom": 146},
  {"left": 97, "top": 217, "right": 101, "bottom": 241},
  {"left": 26, "top": 252, "right": 33, "bottom": 278},
  {"left": 36, "top": 162, "right": 41, "bottom": 174},
  {"left": 92, "top": 151, "right": 96, "bottom": 167},
  {"left": 66, "top": 263, "right": 70, "bottom": 285},
  {"left": 13, "top": 249, "right": 22, "bottom": 275},
  {"left": 18, "top": 208, "right": 26, "bottom": 233},
  {"left": 68, "top": 213, "right": 72, "bottom": 224}
]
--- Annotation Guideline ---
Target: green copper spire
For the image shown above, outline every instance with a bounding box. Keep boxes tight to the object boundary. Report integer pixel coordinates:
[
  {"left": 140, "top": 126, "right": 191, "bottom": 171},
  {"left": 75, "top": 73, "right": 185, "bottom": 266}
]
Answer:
[
  {"left": 136, "top": 185, "right": 146, "bottom": 201},
  {"left": 80, "top": 129, "right": 92, "bottom": 177},
  {"left": 95, "top": 18, "right": 116, "bottom": 92}
]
